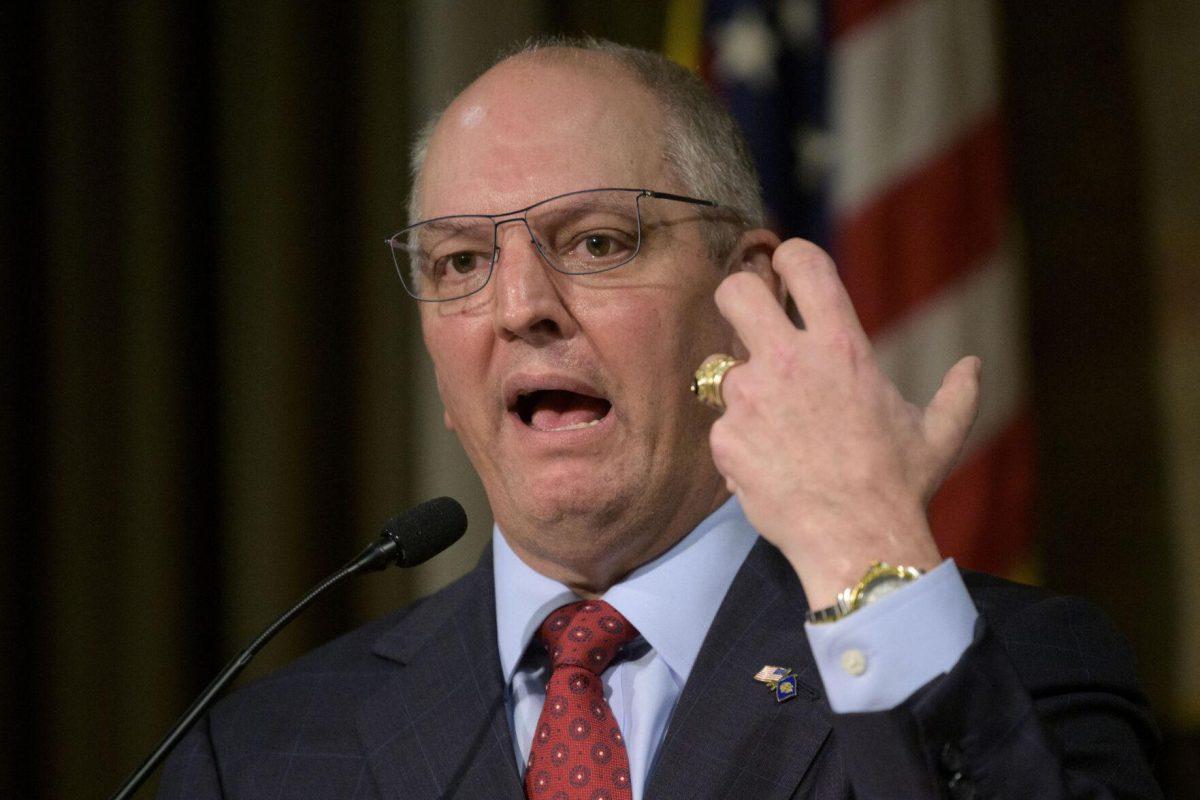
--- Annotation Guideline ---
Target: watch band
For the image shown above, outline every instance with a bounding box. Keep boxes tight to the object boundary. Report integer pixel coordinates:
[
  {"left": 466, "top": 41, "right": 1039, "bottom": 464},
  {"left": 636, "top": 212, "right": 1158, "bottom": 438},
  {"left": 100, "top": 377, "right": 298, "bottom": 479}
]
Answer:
[{"left": 805, "top": 561, "right": 926, "bottom": 624}]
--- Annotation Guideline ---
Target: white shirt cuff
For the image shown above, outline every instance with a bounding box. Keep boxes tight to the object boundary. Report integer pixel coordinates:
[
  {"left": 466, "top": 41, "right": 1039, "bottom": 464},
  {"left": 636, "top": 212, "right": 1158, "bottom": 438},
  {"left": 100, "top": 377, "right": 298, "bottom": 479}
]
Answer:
[{"left": 803, "top": 559, "right": 978, "bottom": 713}]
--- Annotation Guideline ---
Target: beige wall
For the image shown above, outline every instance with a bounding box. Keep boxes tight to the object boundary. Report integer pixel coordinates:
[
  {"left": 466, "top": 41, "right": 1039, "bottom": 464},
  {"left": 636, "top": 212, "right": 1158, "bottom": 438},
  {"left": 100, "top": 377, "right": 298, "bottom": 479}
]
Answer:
[
  {"left": 1131, "top": 1, "right": 1200, "bottom": 727},
  {"left": 357, "top": 0, "right": 546, "bottom": 617}
]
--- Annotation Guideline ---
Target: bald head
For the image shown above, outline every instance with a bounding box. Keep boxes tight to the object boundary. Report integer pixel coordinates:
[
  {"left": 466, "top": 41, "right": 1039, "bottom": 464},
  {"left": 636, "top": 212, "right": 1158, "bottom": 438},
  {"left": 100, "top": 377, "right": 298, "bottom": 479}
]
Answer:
[
  {"left": 417, "top": 49, "right": 668, "bottom": 220},
  {"left": 406, "top": 38, "right": 765, "bottom": 254}
]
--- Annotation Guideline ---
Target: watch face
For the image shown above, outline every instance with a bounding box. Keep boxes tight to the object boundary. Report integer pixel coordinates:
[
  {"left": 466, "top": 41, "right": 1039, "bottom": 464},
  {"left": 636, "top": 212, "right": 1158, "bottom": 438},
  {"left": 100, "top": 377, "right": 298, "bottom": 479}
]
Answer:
[{"left": 860, "top": 576, "right": 907, "bottom": 606}]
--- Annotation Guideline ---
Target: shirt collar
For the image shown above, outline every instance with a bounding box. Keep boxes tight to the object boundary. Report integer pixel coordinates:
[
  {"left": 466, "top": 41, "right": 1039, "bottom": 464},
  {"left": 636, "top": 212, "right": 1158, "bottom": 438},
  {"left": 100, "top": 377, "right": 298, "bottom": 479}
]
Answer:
[{"left": 493, "top": 495, "right": 758, "bottom": 686}]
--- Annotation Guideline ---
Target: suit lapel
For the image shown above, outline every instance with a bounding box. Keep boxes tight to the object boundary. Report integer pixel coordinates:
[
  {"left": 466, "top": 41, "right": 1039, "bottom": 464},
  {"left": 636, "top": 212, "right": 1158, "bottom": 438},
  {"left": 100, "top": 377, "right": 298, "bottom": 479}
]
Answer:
[
  {"left": 647, "top": 538, "right": 834, "bottom": 800},
  {"left": 356, "top": 549, "right": 525, "bottom": 800}
]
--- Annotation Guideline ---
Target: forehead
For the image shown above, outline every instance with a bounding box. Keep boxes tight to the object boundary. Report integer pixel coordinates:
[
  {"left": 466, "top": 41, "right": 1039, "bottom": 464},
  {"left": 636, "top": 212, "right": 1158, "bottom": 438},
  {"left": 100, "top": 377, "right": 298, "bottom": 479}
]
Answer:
[{"left": 418, "top": 54, "right": 670, "bottom": 218}]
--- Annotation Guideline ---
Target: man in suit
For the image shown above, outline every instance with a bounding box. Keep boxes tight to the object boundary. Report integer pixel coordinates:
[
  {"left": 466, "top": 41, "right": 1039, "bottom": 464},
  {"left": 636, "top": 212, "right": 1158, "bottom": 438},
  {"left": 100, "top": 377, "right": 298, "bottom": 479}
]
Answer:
[{"left": 159, "top": 39, "right": 1161, "bottom": 799}]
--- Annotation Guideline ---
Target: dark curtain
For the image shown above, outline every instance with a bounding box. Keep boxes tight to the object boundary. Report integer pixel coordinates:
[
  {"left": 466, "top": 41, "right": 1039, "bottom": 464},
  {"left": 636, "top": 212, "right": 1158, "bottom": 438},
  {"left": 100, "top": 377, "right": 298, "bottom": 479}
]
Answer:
[{"left": 2, "top": 3, "right": 430, "bottom": 796}]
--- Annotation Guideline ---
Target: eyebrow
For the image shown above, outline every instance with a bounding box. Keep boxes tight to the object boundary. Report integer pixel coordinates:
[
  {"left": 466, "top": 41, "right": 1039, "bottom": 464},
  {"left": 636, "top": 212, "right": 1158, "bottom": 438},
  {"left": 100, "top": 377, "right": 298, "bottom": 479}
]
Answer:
[{"left": 419, "top": 217, "right": 492, "bottom": 236}]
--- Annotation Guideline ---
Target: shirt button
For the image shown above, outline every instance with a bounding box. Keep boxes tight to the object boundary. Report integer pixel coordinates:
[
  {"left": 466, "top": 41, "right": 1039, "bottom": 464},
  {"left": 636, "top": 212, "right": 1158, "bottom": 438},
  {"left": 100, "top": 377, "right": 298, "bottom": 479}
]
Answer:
[{"left": 840, "top": 648, "right": 867, "bottom": 676}]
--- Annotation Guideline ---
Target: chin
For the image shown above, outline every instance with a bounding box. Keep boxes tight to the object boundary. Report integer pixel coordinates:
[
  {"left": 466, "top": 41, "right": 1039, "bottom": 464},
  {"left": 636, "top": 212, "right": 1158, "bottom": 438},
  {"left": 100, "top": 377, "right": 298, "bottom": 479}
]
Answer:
[{"left": 500, "top": 467, "right": 642, "bottom": 530}]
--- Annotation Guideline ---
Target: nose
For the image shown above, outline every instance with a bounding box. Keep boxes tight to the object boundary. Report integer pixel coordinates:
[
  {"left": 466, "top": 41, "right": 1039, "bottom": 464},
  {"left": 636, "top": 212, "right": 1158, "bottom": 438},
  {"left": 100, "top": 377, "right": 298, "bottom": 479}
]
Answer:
[{"left": 490, "top": 220, "right": 576, "bottom": 344}]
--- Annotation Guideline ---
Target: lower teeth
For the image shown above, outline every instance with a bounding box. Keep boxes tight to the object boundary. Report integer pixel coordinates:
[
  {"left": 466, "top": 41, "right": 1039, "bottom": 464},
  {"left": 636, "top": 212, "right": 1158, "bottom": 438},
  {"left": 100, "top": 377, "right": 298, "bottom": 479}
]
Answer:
[{"left": 553, "top": 418, "right": 602, "bottom": 431}]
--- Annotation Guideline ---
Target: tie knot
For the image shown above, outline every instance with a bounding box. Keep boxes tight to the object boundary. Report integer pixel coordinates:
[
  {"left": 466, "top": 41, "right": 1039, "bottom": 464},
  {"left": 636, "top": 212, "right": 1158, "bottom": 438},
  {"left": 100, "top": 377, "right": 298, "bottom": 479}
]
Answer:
[{"left": 537, "top": 599, "right": 637, "bottom": 674}]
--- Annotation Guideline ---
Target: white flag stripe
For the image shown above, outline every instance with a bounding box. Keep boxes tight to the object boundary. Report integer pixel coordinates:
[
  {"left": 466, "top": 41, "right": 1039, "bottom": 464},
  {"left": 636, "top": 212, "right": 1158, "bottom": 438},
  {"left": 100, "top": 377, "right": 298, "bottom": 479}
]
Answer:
[
  {"left": 831, "top": 0, "right": 999, "bottom": 215},
  {"left": 873, "top": 245, "right": 1025, "bottom": 462}
]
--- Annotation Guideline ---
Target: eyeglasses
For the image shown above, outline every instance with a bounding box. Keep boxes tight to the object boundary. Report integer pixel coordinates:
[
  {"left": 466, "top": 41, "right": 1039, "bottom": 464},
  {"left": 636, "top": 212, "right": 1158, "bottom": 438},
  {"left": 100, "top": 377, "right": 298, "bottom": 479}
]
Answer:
[{"left": 386, "top": 187, "right": 717, "bottom": 302}]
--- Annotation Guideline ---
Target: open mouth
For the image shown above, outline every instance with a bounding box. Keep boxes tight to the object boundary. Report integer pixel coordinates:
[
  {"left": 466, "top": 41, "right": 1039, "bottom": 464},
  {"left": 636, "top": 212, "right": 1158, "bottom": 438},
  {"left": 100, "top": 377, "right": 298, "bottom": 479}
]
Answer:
[{"left": 514, "top": 389, "right": 612, "bottom": 432}]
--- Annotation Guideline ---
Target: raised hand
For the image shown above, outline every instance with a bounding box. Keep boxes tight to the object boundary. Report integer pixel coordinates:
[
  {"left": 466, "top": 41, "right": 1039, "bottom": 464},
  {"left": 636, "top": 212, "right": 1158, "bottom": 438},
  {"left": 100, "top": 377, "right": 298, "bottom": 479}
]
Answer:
[{"left": 708, "top": 239, "right": 982, "bottom": 607}]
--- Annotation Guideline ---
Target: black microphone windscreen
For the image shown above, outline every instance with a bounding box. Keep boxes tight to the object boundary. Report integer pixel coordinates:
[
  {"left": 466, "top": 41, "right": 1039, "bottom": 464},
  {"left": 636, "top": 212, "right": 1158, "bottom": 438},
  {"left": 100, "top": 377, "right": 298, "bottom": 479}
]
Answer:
[{"left": 383, "top": 496, "right": 468, "bottom": 567}]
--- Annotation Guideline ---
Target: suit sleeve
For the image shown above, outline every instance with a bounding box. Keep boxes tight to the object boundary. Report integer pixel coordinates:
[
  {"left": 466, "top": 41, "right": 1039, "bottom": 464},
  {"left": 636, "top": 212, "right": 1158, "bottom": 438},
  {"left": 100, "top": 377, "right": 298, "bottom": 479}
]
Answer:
[
  {"left": 829, "top": 592, "right": 1163, "bottom": 799},
  {"left": 156, "top": 714, "right": 226, "bottom": 800}
]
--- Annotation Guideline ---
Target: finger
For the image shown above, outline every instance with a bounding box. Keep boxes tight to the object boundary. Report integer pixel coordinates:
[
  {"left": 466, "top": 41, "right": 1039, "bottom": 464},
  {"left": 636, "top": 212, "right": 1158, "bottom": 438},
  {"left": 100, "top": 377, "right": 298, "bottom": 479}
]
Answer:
[
  {"left": 772, "top": 239, "right": 868, "bottom": 345},
  {"left": 923, "top": 356, "right": 982, "bottom": 467},
  {"left": 713, "top": 271, "right": 795, "bottom": 356},
  {"left": 709, "top": 415, "right": 753, "bottom": 484}
]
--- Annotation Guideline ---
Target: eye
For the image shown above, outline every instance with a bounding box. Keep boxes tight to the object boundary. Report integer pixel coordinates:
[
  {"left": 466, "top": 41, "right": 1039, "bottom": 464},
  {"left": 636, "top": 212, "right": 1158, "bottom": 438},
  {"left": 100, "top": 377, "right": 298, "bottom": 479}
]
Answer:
[
  {"left": 584, "top": 235, "right": 613, "bottom": 257},
  {"left": 566, "top": 230, "right": 634, "bottom": 263},
  {"left": 549, "top": 216, "right": 638, "bottom": 273},
  {"left": 449, "top": 252, "right": 477, "bottom": 274},
  {"left": 431, "top": 250, "right": 489, "bottom": 278}
]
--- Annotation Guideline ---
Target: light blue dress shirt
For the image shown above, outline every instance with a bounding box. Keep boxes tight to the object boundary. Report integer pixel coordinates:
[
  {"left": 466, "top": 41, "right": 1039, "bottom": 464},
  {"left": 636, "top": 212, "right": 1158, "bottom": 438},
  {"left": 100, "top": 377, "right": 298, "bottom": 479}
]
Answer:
[{"left": 493, "top": 496, "right": 978, "bottom": 799}]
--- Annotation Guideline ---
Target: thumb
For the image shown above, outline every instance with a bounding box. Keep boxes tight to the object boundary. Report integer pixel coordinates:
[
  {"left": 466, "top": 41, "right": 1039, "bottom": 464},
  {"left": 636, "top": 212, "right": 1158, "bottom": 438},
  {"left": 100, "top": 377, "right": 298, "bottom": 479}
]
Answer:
[{"left": 923, "top": 355, "right": 982, "bottom": 471}]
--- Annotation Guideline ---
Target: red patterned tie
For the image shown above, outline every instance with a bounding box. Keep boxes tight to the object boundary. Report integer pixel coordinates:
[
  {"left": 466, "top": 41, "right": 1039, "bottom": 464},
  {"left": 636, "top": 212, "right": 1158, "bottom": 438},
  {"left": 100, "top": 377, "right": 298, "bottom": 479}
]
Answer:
[{"left": 524, "top": 600, "right": 638, "bottom": 800}]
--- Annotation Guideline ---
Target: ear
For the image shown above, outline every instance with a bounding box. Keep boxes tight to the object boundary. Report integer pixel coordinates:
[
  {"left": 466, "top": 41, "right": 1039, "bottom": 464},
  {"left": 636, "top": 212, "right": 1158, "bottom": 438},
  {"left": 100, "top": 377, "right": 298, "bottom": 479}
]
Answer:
[
  {"left": 442, "top": 407, "right": 456, "bottom": 431},
  {"left": 725, "top": 227, "right": 786, "bottom": 308}
]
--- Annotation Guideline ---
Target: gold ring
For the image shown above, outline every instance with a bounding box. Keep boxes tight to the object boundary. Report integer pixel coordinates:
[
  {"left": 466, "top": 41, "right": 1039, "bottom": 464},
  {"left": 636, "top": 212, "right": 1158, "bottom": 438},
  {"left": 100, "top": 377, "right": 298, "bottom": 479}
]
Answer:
[{"left": 690, "top": 353, "right": 743, "bottom": 411}]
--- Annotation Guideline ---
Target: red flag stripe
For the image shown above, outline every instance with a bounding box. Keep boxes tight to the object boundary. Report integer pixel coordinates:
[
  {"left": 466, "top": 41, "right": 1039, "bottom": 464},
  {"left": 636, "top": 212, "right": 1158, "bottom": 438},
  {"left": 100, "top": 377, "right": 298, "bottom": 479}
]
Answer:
[
  {"left": 829, "top": 0, "right": 999, "bottom": 215},
  {"left": 929, "top": 411, "right": 1035, "bottom": 575},
  {"left": 829, "top": 0, "right": 913, "bottom": 41},
  {"left": 833, "top": 112, "right": 1007, "bottom": 338},
  {"left": 872, "top": 248, "right": 1026, "bottom": 461},
  {"left": 826, "top": 0, "right": 1031, "bottom": 577}
]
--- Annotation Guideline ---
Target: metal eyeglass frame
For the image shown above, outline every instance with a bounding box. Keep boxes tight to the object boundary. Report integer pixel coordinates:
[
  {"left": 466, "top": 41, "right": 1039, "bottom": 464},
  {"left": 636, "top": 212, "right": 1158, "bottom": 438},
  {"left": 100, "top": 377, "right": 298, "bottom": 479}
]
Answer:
[{"left": 385, "top": 187, "right": 719, "bottom": 302}]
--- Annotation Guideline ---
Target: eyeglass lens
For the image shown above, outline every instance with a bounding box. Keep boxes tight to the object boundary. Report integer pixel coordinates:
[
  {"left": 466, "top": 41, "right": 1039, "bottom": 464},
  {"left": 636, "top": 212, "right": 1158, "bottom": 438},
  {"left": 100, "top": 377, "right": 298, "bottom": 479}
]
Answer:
[{"left": 391, "top": 189, "right": 644, "bottom": 301}]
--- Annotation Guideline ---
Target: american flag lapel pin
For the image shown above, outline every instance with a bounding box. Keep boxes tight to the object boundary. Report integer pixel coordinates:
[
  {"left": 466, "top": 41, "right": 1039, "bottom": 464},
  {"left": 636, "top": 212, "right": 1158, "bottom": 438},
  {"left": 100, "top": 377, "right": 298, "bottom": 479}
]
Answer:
[{"left": 753, "top": 665, "right": 798, "bottom": 702}]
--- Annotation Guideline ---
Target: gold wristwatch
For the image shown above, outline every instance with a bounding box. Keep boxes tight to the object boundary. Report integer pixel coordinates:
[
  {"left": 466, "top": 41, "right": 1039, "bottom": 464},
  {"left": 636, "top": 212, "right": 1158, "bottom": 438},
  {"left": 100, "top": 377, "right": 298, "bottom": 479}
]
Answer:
[{"left": 805, "top": 561, "right": 925, "bottom": 624}]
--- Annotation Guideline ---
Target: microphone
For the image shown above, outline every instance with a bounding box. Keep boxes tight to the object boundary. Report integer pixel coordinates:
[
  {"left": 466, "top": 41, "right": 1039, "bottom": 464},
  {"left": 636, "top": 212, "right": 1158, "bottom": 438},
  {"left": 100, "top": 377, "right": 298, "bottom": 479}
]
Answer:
[
  {"left": 347, "top": 495, "right": 469, "bottom": 571},
  {"left": 109, "top": 497, "right": 468, "bottom": 800}
]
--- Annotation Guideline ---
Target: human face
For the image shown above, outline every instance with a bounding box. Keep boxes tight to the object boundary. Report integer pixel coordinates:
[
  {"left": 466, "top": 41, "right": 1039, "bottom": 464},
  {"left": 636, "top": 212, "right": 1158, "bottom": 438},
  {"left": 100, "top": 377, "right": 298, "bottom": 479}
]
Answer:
[{"left": 416, "top": 55, "right": 738, "bottom": 589}]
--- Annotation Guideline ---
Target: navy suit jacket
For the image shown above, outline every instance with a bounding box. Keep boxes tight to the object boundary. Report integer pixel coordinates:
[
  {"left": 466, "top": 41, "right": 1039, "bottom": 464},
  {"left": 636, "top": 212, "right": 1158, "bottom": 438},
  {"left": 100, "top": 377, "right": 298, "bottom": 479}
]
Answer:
[{"left": 157, "top": 538, "right": 1162, "bottom": 799}]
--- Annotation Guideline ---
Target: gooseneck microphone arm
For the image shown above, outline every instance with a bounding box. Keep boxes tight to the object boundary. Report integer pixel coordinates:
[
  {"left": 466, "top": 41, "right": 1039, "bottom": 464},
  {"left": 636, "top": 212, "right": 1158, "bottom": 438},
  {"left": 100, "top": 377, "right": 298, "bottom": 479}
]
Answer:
[{"left": 108, "top": 497, "right": 468, "bottom": 800}]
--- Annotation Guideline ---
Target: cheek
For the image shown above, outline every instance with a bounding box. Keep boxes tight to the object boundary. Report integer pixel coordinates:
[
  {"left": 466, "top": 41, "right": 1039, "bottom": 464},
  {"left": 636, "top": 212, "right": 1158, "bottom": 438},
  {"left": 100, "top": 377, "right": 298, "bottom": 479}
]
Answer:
[
  {"left": 422, "top": 316, "right": 492, "bottom": 426},
  {"left": 599, "top": 292, "right": 725, "bottom": 414},
  {"left": 656, "top": 289, "right": 732, "bottom": 363},
  {"left": 599, "top": 300, "right": 675, "bottom": 369}
]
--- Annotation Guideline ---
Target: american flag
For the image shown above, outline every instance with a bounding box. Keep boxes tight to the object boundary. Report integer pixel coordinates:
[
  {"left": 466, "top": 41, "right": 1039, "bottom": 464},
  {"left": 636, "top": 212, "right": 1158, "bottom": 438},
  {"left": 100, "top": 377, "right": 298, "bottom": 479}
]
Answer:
[{"left": 667, "top": 0, "right": 1034, "bottom": 576}]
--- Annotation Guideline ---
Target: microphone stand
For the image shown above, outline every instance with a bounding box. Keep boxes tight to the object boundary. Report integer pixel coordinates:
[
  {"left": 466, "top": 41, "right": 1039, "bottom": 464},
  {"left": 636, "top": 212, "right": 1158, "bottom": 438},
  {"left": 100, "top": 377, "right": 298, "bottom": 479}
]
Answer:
[{"left": 108, "top": 534, "right": 401, "bottom": 800}]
